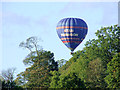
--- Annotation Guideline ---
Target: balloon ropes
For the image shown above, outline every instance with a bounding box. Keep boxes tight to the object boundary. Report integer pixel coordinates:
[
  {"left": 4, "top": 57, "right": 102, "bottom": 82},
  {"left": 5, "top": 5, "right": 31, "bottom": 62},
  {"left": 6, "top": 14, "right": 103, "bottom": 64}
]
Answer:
[{"left": 56, "top": 18, "right": 88, "bottom": 54}]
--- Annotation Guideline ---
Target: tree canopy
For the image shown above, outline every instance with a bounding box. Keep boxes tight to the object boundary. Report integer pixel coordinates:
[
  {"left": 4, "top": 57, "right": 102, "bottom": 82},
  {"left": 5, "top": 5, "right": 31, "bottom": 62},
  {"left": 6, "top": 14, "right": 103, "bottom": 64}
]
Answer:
[{"left": 11, "top": 25, "right": 120, "bottom": 89}]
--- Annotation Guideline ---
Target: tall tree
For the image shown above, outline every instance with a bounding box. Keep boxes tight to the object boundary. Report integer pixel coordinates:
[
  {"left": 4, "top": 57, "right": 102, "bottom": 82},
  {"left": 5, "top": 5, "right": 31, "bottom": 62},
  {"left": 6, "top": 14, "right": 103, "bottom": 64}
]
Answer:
[
  {"left": 23, "top": 50, "right": 58, "bottom": 88},
  {"left": 16, "top": 36, "right": 58, "bottom": 88}
]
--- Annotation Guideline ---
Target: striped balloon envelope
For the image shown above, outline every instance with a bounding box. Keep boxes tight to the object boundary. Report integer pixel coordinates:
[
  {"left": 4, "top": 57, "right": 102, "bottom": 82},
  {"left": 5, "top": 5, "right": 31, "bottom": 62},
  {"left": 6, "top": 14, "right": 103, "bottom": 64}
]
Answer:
[{"left": 56, "top": 18, "right": 88, "bottom": 54}]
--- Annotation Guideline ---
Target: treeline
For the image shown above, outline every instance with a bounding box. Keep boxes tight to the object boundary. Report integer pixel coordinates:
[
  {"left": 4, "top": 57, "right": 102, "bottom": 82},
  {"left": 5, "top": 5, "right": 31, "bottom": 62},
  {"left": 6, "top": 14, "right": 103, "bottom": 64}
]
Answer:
[{"left": 1, "top": 25, "right": 120, "bottom": 89}]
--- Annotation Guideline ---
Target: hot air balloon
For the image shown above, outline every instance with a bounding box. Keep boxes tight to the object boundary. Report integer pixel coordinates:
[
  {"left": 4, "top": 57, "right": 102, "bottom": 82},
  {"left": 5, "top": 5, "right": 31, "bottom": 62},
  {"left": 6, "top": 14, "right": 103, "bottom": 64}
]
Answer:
[{"left": 56, "top": 18, "right": 88, "bottom": 54}]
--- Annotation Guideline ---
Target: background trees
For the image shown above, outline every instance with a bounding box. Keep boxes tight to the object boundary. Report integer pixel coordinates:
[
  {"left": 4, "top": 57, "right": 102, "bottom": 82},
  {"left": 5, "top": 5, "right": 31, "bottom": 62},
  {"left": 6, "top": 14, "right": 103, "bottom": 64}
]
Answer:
[
  {"left": 1, "top": 68, "right": 22, "bottom": 89},
  {"left": 12, "top": 25, "right": 120, "bottom": 88},
  {"left": 2, "top": 68, "right": 16, "bottom": 83}
]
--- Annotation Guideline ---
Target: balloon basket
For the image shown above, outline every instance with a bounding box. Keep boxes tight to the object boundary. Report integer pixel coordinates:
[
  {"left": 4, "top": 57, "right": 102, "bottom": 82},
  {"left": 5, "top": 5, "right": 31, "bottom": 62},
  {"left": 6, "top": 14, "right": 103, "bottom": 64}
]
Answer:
[{"left": 70, "top": 51, "right": 74, "bottom": 55}]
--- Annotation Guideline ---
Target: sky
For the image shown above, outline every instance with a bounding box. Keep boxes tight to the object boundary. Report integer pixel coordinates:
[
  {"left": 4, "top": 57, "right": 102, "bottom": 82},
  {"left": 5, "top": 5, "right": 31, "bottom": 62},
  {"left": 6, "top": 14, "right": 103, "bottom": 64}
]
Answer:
[{"left": 1, "top": 1, "right": 118, "bottom": 77}]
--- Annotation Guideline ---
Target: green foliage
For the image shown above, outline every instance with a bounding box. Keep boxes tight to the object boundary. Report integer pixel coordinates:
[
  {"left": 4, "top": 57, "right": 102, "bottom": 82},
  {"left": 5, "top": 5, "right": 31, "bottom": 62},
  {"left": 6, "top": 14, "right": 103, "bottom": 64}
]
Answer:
[
  {"left": 58, "top": 73, "right": 85, "bottom": 88},
  {"left": 105, "top": 53, "right": 120, "bottom": 88},
  {"left": 50, "top": 72, "right": 85, "bottom": 88},
  {"left": 49, "top": 71, "right": 60, "bottom": 88},
  {"left": 16, "top": 25, "right": 119, "bottom": 88}
]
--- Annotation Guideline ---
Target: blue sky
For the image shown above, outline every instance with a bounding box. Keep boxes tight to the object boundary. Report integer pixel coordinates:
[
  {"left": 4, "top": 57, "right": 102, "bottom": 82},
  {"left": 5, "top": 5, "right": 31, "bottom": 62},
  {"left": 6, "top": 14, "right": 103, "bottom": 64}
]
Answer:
[{"left": 1, "top": 2, "right": 118, "bottom": 76}]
